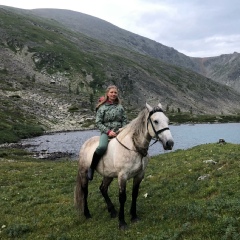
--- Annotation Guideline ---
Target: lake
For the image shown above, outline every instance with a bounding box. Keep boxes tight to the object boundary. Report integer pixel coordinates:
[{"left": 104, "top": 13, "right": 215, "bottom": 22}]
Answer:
[{"left": 21, "top": 123, "right": 240, "bottom": 159}]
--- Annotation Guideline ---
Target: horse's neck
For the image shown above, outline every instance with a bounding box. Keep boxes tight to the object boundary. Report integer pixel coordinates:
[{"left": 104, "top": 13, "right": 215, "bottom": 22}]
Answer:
[
  {"left": 117, "top": 112, "right": 151, "bottom": 156},
  {"left": 117, "top": 128, "right": 150, "bottom": 157},
  {"left": 118, "top": 125, "right": 149, "bottom": 145},
  {"left": 131, "top": 118, "right": 151, "bottom": 156},
  {"left": 132, "top": 128, "right": 151, "bottom": 150}
]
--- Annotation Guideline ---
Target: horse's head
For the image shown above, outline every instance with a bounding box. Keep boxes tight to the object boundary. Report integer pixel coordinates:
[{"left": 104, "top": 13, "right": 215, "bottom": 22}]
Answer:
[{"left": 146, "top": 103, "right": 174, "bottom": 150}]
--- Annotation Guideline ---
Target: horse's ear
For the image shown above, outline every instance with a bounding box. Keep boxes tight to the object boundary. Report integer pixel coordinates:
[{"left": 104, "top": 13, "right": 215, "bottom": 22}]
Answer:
[
  {"left": 158, "top": 103, "right": 163, "bottom": 109},
  {"left": 146, "top": 103, "right": 153, "bottom": 112}
]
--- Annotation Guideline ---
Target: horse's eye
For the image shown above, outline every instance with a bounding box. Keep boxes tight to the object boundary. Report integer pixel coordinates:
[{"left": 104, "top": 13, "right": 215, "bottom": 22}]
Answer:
[{"left": 154, "top": 120, "right": 158, "bottom": 124}]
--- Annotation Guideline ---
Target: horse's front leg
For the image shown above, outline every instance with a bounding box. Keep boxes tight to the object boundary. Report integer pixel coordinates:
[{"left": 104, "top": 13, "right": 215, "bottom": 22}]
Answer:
[
  {"left": 118, "top": 175, "right": 127, "bottom": 230},
  {"left": 99, "top": 177, "right": 117, "bottom": 218},
  {"left": 130, "top": 172, "right": 144, "bottom": 222}
]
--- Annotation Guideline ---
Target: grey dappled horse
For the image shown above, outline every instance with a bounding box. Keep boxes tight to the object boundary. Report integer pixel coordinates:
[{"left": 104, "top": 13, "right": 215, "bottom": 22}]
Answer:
[{"left": 74, "top": 103, "right": 174, "bottom": 229}]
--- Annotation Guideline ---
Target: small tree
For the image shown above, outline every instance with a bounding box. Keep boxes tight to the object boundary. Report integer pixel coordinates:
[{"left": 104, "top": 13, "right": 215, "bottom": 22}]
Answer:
[
  {"left": 166, "top": 105, "right": 170, "bottom": 112},
  {"left": 68, "top": 83, "right": 72, "bottom": 93},
  {"left": 90, "top": 94, "right": 94, "bottom": 111},
  {"left": 190, "top": 107, "right": 193, "bottom": 114}
]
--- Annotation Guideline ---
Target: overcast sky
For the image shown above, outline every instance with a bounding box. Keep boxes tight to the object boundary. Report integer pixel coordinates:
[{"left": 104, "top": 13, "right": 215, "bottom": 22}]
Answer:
[{"left": 1, "top": 0, "right": 240, "bottom": 57}]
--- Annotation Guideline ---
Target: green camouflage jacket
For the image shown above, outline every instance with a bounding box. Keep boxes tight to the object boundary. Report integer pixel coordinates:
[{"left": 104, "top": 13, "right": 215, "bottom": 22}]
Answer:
[{"left": 95, "top": 102, "right": 128, "bottom": 134}]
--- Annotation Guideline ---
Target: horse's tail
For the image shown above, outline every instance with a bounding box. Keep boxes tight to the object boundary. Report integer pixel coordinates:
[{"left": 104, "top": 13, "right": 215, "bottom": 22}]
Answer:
[{"left": 74, "top": 167, "right": 84, "bottom": 215}]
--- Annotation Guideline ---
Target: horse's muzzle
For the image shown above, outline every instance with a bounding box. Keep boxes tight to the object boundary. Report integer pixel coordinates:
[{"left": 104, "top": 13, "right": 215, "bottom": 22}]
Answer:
[{"left": 164, "top": 140, "right": 174, "bottom": 150}]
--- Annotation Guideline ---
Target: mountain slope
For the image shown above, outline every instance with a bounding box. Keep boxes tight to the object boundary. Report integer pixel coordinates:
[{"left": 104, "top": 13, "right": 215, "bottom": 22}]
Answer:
[
  {"left": 31, "top": 8, "right": 240, "bottom": 93},
  {"left": 31, "top": 8, "right": 202, "bottom": 73},
  {"left": 194, "top": 52, "right": 240, "bottom": 92},
  {"left": 1, "top": 6, "right": 240, "bottom": 133}
]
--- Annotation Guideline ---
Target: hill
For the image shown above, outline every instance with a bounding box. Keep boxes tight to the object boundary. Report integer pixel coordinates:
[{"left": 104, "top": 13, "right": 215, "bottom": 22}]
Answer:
[
  {"left": 0, "top": 5, "right": 240, "bottom": 137},
  {"left": 194, "top": 52, "right": 240, "bottom": 92}
]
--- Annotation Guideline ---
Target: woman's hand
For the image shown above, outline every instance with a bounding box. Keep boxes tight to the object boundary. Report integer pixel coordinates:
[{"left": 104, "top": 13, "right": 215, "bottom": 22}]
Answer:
[{"left": 108, "top": 130, "right": 117, "bottom": 137}]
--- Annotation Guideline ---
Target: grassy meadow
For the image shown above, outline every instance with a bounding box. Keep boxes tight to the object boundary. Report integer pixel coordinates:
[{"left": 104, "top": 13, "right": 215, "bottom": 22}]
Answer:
[{"left": 1, "top": 143, "right": 240, "bottom": 240}]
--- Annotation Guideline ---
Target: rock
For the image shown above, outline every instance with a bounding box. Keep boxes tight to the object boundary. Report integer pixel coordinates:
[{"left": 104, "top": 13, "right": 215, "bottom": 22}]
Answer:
[
  {"left": 197, "top": 174, "right": 210, "bottom": 181},
  {"left": 203, "top": 159, "right": 217, "bottom": 164},
  {"left": 33, "top": 151, "right": 73, "bottom": 160},
  {"left": 218, "top": 139, "right": 226, "bottom": 144}
]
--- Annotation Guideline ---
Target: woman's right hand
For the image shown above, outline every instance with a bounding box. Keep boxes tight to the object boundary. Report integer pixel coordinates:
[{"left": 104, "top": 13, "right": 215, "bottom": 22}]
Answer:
[{"left": 108, "top": 130, "right": 117, "bottom": 137}]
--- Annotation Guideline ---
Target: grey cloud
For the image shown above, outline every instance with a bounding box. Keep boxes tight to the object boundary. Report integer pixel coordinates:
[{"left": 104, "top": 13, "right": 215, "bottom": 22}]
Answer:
[{"left": 134, "top": 0, "right": 240, "bottom": 56}]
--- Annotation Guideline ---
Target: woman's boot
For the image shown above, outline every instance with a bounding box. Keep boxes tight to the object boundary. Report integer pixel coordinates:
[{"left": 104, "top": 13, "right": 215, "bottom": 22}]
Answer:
[{"left": 87, "top": 152, "right": 101, "bottom": 180}]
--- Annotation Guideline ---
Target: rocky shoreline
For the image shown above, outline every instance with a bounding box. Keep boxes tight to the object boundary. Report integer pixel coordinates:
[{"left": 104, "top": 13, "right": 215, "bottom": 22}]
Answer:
[
  {"left": 0, "top": 142, "right": 73, "bottom": 160},
  {"left": 0, "top": 125, "right": 100, "bottom": 160}
]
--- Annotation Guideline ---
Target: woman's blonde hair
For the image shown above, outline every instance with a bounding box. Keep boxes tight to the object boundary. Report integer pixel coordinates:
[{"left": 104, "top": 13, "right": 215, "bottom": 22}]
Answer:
[{"left": 96, "top": 85, "right": 121, "bottom": 110}]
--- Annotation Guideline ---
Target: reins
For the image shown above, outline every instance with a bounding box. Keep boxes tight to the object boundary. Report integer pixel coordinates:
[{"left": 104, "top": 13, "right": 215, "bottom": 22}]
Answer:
[
  {"left": 116, "top": 137, "right": 135, "bottom": 152},
  {"left": 116, "top": 106, "right": 170, "bottom": 157},
  {"left": 116, "top": 136, "right": 148, "bottom": 157}
]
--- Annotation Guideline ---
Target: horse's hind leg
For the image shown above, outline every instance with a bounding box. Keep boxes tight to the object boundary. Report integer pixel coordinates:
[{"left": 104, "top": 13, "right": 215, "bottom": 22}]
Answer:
[
  {"left": 75, "top": 168, "right": 91, "bottom": 219},
  {"left": 130, "top": 172, "right": 144, "bottom": 222},
  {"left": 82, "top": 179, "right": 91, "bottom": 218},
  {"left": 99, "top": 177, "right": 117, "bottom": 218}
]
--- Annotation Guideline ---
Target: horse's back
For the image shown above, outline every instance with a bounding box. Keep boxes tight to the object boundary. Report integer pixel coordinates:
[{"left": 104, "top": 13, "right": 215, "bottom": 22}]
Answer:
[{"left": 80, "top": 136, "right": 100, "bottom": 152}]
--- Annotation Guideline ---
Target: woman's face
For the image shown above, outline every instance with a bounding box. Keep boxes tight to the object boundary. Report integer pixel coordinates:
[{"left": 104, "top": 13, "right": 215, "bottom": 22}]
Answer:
[{"left": 107, "top": 87, "right": 118, "bottom": 102}]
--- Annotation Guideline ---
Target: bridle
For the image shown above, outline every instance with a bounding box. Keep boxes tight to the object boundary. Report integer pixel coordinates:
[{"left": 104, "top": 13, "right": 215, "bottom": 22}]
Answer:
[
  {"left": 147, "top": 107, "right": 170, "bottom": 145},
  {"left": 116, "top": 106, "right": 170, "bottom": 156}
]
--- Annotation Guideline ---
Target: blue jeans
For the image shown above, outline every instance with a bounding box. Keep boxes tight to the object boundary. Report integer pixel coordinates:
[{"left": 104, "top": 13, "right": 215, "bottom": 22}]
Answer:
[{"left": 95, "top": 133, "right": 109, "bottom": 156}]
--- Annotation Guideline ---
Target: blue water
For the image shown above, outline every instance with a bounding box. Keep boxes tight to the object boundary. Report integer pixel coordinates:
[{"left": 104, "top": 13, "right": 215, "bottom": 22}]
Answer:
[
  {"left": 150, "top": 123, "right": 240, "bottom": 156},
  {"left": 21, "top": 123, "right": 240, "bottom": 158}
]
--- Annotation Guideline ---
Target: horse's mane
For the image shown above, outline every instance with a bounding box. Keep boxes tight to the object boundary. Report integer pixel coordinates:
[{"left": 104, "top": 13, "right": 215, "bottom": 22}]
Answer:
[
  {"left": 123, "top": 108, "right": 147, "bottom": 134},
  {"left": 122, "top": 105, "right": 164, "bottom": 139},
  {"left": 120, "top": 108, "right": 149, "bottom": 156}
]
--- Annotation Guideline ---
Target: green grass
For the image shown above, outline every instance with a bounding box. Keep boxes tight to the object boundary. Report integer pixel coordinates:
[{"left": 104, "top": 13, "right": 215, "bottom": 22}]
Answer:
[{"left": 1, "top": 143, "right": 240, "bottom": 239}]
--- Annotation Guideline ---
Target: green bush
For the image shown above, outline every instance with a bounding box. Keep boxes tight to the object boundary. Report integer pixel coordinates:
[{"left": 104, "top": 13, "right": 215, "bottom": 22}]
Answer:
[
  {"left": 6, "top": 224, "right": 32, "bottom": 238},
  {"left": 0, "top": 124, "right": 44, "bottom": 144},
  {"left": 0, "top": 129, "right": 17, "bottom": 144},
  {"left": 68, "top": 105, "right": 79, "bottom": 112},
  {"left": 12, "top": 123, "right": 44, "bottom": 139}
]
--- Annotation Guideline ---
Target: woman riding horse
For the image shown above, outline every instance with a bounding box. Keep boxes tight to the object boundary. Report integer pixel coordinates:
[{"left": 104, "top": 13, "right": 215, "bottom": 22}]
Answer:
[
  {"left": 75, "top": 101, "right": 174, "bottom": 229},
  {"left": 87, "top": 85, "right": 128, "bottom": 180}
]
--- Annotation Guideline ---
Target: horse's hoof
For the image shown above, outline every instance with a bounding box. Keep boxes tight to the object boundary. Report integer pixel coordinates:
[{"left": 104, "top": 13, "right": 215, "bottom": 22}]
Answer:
[
  {"left": 131, "top": 217, "right": 140, "bottom": 223},
  {"left": 110, "top": 209, "right": 117, "bottom": 218},
  {"left": 119, "top": 222, "right": 128, "bottom": 230},
  {"left": 85, "top": 213, "right": 92, "bottom": 219}
]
